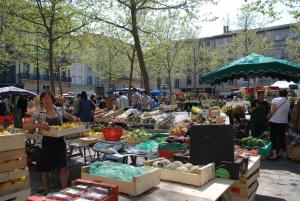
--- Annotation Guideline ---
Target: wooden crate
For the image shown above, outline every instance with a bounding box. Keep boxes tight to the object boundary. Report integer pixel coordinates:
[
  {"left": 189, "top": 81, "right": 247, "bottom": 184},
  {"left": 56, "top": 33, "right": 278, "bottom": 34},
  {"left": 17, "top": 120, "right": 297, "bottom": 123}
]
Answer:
[
  {"left": 0, "top": 168, "right": 29, "bottom": 183},
  {"left": 245, "top": 156, "right": 261, "bottom": 177},
  {"left": 0, "top": 188, "right": 31, "bottom": 201},
  {"left": 144, "top": 159, "right": 215, "bottom": 187},
  {"left": 81, "top": 166, "right": 161, "bottom": 196},
  {"left": 233, "top": 191, "right": 256, "bottom": 201},
  {"left": 0, "top": 174, "right": 30, "bottom": 196},
  {"left": 0, "top": 133, "right": 25, "bottom": 152},
  {"left": 0, "top": 149, "right": 27, "bottom": 173},
  {"left": 231, "top": 170, "right": 259, "bottom": 197},
  {"left": 41, "top": 126, "right": 88, "bottom": 137}
]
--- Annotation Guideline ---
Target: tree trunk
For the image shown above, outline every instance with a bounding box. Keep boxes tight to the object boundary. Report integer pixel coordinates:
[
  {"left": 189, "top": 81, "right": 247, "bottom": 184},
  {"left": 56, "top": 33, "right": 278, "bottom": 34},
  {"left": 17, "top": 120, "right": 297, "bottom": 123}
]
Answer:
[
  {"left": 108, "top": 50, "right": 112, "bottom": 92},
  {"left": 130, "top": 3, "right": 149, "bottom": 91},
  {"left": 36, "top": 46, "right": 40, "bottom": 94},
  {"left": 128, "top": 48, "right": 135, "bottom": 105},
  {"left": 56, "top": 66, "right": 63, "bottom": 95},
  {"left": 168, "top": 71, "right": 172, "bottom": 101},
  {"left": 193, "top": 74, "right": 197, "bottom": 89},
  {"left": 48, "top": 37, "right": 55, "bottom": 94}
]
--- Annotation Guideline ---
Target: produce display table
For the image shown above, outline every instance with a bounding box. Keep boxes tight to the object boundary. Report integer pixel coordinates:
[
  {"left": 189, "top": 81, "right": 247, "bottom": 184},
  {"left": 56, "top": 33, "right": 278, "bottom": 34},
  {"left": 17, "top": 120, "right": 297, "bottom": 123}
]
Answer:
[{"left": 119, "top": 178, "right": 235, "bottom": 201}]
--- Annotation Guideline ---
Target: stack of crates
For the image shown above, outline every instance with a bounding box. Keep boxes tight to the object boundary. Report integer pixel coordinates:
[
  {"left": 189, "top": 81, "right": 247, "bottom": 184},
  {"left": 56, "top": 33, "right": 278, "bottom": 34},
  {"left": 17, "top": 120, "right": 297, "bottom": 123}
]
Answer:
[{"left": 0, "top": 133, "right": 30, "bottom": 201}]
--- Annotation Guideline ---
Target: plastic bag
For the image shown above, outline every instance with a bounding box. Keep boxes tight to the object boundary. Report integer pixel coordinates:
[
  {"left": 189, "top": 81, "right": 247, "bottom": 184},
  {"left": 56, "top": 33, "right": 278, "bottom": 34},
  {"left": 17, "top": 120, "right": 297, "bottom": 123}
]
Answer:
[
  {"left": 89, "top": 161, "right": 151, "bottom": 182},
  {"left": 135, "top": 140, "right": 158, "bottom": 153}
]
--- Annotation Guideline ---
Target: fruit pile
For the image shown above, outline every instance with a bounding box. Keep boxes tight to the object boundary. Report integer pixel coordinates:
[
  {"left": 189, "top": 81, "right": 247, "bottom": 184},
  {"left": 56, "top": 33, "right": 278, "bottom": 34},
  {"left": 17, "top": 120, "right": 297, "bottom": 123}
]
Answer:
[
  {"left": 59, "top": 123, "right": 81, "bottom": 130},
  {"left": 0, "top": 176, "right": 26, "bottom": 188},
  {"left": 121, "top": 129, "right": 151, "bottom": 145},
  {"left": 151, "top": 159, "right": 203, "bottom": 174},
  {"left": 170, "top": 125, "right": 188, "bottom": 135},
  {"left": 0, "top": 129, "right": 11, "bottom": 136}
]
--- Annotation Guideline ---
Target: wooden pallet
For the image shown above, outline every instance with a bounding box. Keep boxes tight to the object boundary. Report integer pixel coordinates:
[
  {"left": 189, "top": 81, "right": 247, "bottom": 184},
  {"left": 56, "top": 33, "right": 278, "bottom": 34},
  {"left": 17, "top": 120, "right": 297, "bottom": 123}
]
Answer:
[
  {"left": 81, "top": 166, "right": 161, "bottom": 196},
  {"left": 144, "top": 159, "right": 215, "bottom": 187},
  {"left": 0, "top": 149, "right": 27, "bottom": 173},
  {"left": 0, "top": 133, "right": 25, "bottom": 152},
  {"left": 0, "top": 188, "right": 31, "bottom": 201}
]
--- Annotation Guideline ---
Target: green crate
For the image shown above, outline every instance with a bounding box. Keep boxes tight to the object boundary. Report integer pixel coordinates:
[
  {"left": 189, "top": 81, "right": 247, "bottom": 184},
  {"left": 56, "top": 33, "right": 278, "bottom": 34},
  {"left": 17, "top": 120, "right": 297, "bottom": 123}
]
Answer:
[
  {"left": 149, "top": 133, "right": 169, "bottom": 140},
  {"left": 158, "top": 142, "right": 186, "bottom": 151},
  {"left": 259, "top": 141, "right": 272, "bottom": 158}
]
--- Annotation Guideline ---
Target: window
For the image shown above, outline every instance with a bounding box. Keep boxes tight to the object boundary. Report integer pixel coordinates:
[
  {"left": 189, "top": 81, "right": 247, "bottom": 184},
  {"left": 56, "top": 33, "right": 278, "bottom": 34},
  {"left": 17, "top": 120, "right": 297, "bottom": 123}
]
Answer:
[
  {"left": 87, "top": 76, "right": 93, "bottom": 85},
  {"left": 42, "top": 85, "right": 50, "bottom": 89},
  {"left": 274, "top": 33, "right": 283, "bottom": 41},
  {"left": 174, "top": 79, "right": 180, "bottom": 89},
  {"left": 216, "top": 38, "right": 224, "bottom": 45},
  {"left": 23, "top": 63, "right": 30, "bottom": 74},
  {"left": 187, "top": 76, "right": 192, "bottom": 86},
  {"left": 290, "top": 32, "right": 297, "bottom": 39}
]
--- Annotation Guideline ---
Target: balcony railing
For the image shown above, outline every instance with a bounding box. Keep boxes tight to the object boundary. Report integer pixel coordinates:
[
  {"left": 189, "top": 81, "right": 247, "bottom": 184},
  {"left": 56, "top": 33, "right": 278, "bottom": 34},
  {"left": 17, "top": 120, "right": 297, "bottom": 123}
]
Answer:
[{"left": 19, "top": 73, "right": 71, "bottom": 82}]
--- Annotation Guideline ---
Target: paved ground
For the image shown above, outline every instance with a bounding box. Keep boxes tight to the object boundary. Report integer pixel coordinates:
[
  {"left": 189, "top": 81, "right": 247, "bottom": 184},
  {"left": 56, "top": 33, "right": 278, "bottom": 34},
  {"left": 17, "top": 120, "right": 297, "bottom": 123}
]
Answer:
[{"left": 29, "top": 152, "right": 300, "bottom": 201}]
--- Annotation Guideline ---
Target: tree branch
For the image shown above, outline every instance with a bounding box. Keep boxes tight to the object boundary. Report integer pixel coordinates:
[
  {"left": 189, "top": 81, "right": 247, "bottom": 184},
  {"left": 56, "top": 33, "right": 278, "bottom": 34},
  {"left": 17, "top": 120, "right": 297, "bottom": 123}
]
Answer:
[
  {"left": 137, "top": 0, "right": 150, "bottom": 10},
  {"left": 23, "top": 43, "right": 49, "bottom": 51},
  {"left": 36, "top": 0, "right": 50, "bottom": 32},
  {"left": 91, "top": 16, "right": 131, "bottom": 32},
  {"left": 116, "top": 0, "right": 131, "bottom": 8},
  {"left": 139, "top": 0, "right": 187, "bottom": 10},
  {"left": 54, "top": 23, "right": 86, "bottom": 41}
]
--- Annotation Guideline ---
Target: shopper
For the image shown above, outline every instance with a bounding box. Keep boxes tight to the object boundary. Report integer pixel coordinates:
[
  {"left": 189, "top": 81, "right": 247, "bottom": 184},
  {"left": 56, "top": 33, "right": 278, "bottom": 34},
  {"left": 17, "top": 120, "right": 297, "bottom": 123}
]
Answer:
[
  {"left": 98, "top": 97, "right": 106, "bottom": 109},
  {"left": 4, "top": 95, "right": 12, "bottom": 115},
  {"left": 269, "top": 89, "right": 290, "bottom": 160},
  {"left": 250, "top": 91, "right": 270, "bottom": 137},
  {"left": 23, "top": 90, "right": 79, "bottom": 194},
  {"left": 131, "top": 88, "right": 141, "bottom": 109},
  {"left": 90, "top": 95, "right": 97, "bottom": 105},
  {"left": 291, "top": 98, "right": 300, "bottom": 132},
  {"left": 77, "top": 91, "right": 95, "bottom": 122},
  {"left": 140, "top": 91, "right": 152, "bottom": 111},
  {"left": 12, "top": 95, "right": 23, "bottom": 128},
  {"left": 117, "top": 92, "right": 129, "bottom": 110},
  {"left": 72, "top": 94, "right": 81, "bottom": 116}
]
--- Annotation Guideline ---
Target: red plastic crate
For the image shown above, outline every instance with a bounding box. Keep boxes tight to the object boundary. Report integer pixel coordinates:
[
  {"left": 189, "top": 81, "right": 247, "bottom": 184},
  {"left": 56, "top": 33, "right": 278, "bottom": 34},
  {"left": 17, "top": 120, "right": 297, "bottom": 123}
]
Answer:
[
  {"left": 27, "top": 179, "right": 118, "bottom": 201},
  {"left": 0, "top": 115, "right": 13, "bottom": 125}
]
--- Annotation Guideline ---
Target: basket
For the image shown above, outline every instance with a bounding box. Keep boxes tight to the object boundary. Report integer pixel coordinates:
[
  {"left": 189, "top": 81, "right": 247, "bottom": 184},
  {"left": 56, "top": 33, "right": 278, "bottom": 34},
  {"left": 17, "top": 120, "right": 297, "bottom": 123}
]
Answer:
[
  {"left": 101, "top": 127, "right": 123, "bottom": 141},
  {"left": 158, "top": 142, "right": 187, "bottom": 160}
]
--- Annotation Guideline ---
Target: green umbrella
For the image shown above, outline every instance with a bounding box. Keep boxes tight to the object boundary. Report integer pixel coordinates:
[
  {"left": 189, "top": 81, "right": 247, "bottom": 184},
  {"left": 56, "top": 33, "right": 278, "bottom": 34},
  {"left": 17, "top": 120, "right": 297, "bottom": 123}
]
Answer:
[{"left": 201, "top": 53, "right": 300, "bottom": 84}]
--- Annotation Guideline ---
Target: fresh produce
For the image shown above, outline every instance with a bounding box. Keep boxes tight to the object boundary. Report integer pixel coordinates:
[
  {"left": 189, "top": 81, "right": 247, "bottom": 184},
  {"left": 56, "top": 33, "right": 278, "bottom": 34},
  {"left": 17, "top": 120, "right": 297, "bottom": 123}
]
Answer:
[
  {"left": 128, "top": 115, "right": 142, "bottom": 124},
  {"left": 121, "top": 129, "right": 151, "bottom": 145},
  {"left": 0, "top": 176, "right": 27, "bottom": 188},
  {"left": 0, "top": 129, "right": 11, "bottom": 135},
  {"left": 90, "top": 124, "right": 104, "bottom": 132},
  {"left": 151, "top": 159, "right": 203, "bottom": 175},
  {"left": 59, "top": 123, "right": 81, "bottom": 130},
  {"left": 239, "top": 136, "right": 265, "bottom": 147},
  {"left": 170, "top": 125, "right": 188, "bottom": 135},
  {"left": 153, "top": 137, "right": 167, "bottom": 143},
  {"left": 215, "top": 168, "right": 230, "bottom": 179},
  {"left": 142, "top": 117, "right": 156, "bottom": 124}
]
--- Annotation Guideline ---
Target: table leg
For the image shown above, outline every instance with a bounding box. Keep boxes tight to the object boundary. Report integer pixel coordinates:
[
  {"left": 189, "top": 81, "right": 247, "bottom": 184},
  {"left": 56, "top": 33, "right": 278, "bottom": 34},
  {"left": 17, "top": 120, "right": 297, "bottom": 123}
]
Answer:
[
  {"left": 83, "top": 147, "right": 86, "bottom": 165},
  {"left": 226, "top": 189, "right": 232, "bottom": 201}
]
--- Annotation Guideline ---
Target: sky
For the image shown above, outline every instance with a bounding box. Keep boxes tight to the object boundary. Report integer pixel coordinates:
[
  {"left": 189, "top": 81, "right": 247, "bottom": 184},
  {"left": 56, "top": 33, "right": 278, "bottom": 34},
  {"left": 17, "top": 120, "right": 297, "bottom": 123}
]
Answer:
[{"left": 198, "top": 0, "right": 296, "bottom": 37}]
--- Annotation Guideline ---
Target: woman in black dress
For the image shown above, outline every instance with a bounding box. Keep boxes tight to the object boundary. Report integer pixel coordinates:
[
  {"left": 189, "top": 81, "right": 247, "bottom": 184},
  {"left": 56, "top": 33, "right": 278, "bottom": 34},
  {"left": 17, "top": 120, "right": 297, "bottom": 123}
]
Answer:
[{"left": 23, "top": 91, "right": 80, "bottom": 194}]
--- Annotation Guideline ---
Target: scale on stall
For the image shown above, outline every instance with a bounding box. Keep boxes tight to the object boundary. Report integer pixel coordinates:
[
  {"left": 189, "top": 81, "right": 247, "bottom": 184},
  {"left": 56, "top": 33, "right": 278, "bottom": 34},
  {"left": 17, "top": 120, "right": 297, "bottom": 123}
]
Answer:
[{"left": 93, "top": 140, "right": 128, "bottom": 162}]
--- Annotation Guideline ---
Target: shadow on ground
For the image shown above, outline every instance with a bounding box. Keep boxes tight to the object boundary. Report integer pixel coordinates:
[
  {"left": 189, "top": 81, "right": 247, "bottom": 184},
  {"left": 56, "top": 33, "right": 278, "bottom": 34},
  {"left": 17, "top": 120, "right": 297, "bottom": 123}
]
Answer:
[{"left": 256, "top": 194, "right": 288, "bottom": 201}]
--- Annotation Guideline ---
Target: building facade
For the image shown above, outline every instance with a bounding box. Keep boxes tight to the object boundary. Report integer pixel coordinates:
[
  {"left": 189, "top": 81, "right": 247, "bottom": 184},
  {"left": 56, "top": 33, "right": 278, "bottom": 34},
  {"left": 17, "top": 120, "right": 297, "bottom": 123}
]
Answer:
[{"left": 159, "top": 23, "right": 299, "bottom": 93}]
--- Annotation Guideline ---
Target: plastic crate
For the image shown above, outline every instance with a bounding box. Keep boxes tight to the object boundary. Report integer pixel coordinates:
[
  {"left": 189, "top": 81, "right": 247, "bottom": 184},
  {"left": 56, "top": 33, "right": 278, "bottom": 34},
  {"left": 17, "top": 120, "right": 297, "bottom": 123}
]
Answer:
[
  {"left": 259, "top": 141, "right": 272, "bottom": 158},
  {"left": 149, "top": 133, "right": 169, "bottom": 140},
  {"left": 158, "top": 142, "right": 187, "bottom": 160}
]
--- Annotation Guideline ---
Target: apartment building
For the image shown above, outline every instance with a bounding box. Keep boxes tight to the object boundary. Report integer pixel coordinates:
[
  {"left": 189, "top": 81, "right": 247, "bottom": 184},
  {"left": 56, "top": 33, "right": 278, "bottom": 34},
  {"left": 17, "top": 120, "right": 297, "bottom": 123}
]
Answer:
[{"left": 159, "top": 23, "right": 299, "bottom": 93}]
